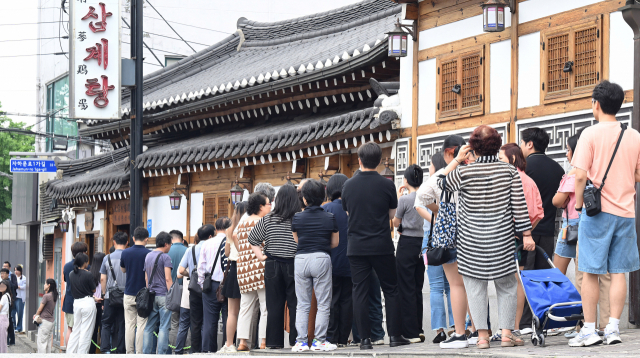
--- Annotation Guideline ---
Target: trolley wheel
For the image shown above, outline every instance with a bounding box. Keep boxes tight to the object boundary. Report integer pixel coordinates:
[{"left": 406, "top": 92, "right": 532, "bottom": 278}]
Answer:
[
  {"left": 540, "top": 335, "right": 546, "bottom": 347},
  {"left": 531, "top": 335, "right": 538, "bottom": 346}
]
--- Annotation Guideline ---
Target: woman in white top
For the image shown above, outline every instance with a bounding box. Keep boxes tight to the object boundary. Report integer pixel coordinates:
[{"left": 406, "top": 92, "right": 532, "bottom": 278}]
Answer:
[
  {"left": 0, "top": 279, "right": 14, "bottom": 353},
  {"left": 219, "top": 201, "right": 248, "bottom": 353}
]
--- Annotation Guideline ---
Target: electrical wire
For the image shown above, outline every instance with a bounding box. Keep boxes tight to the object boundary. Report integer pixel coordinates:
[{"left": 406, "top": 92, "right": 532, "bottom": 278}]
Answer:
[
  {"left": 122, "top": 30, "right": 209, "bottom": 47},
  {"left": 58, "top": 5, "right": 68, "bottom": 59},
  {"left": 0, "top": 53, "right": 67, "bottom": 58},
  {"left": 122, "top": 41, "right": 186, "bottom": 57},
  {"left": 0, "top": 37, "right": 67, "bottom": 43},
  {"left": 145, "top": 0, "right": 196, "bottom": 53},
  {"left": 143, "top": 15, "right": 230, "bottom": 35},
  {"left": 1, "top": 111, "right": 123, "bottom": 123},
  {"left": 122, "top": 17, "right": 164, "bottom": 67},
  {"left": 0, "top": 127, "right": 109, "bottom": 147},
  {"left": 0, "top": 21, "right": 65, "bottom": 26}
]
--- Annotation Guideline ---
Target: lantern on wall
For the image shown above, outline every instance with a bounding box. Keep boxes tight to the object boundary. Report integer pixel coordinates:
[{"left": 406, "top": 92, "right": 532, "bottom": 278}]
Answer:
[
  {"left": 482, "top": 0, "right": 509, "bottom": 32},
  {"left": 230, "top": 179, "right": 244, "bottom": 205},
  {"left": 386, "top": 20, "right": 416, "bottom": 58},
  {"left": 59, "top": 220, "right": 69, "bottom": 233},
  {"left": 169, "top": 186, "right": 183, "bottom": 210},
  {"left": 379, "top": 158, "right": 395, "bottom": 181}
]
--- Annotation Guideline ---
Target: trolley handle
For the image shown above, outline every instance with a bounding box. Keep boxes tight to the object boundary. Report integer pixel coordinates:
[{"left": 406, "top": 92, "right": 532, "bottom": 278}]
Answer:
[{"left": 515, "top": 244, "right": 556, "bottom": 269}]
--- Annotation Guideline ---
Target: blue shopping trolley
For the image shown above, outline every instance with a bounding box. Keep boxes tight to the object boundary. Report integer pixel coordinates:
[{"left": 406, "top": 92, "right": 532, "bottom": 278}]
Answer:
[{"left": 515, "top": 245, "right": 583, "bottom": 347}]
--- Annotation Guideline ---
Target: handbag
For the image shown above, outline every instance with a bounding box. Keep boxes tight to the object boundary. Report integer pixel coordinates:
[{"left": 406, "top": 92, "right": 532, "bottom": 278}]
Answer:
[
  {"left": 202, "top": 240, "right": 226, "bottom": 294},
  {"left": 217, "top": 240, "right": 230, "bottom": 302},
  {"left": 136, "top": 253, "right": 161, "bottom": 318},
  {"left": 188, "top": 246, "right": 202, "bottom": 296},
  {"left": 426, "top": 213, "right": 451, "bottom": 266},
  {"left": 564, "top": 206, "right": 579, "bottom": 245},
  {"left": 165, "top": 281, "right": 182, "bottom": 312},
  {"left": 584, "top": 123, "right": 626, "bottom": 217},
  {"left": 427, "top": 176, "right": 457, "bottom": 266},
  {"left": 107, "top": 255, "right": 124, "bottom": 307}
]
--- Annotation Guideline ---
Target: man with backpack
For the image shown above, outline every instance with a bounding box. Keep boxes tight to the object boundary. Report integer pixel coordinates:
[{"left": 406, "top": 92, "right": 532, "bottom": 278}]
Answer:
[
  {"left": 570, "top": 81, "right": 640, "bottom": 347},
  {"left": 100, "top": 232, "right": 128, "bottom": 354}
]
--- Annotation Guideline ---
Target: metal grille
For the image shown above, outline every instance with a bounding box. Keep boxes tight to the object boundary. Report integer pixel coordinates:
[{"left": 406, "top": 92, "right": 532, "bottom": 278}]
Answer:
[
  {"left": 574, "top": 27, "right": 598, "bottom": 88},
  {"left": 441, "top": 59, "right": 458, "bottom": 112},
  {"left": 204, "top": 196, "right": 216, "bottom": 225},
  {"left": 462, "top": 54, "right": 481, "bottom": 109},
  {"left": 547, "top": 33, "right": 569, "bottom": 93}
]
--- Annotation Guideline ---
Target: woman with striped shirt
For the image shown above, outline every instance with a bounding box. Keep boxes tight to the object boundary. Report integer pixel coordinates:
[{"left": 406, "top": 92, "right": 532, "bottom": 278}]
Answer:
[
  {"left": 248, "top": 184, "right": 301, "bottom": 348},
  {"left": 440, "top": 126, "right": 534, "bottom": 349}
]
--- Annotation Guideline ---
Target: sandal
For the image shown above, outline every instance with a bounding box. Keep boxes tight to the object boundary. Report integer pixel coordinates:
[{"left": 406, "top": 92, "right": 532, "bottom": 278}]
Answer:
[
  {"left": 237, "top": 343, "right": 250, "bottom": 351},
  {"left": 476, "top": 338, "right": 490, "bottom": 349},
  {"left": 501, "top": 334, "right": 524, "bottom": 347}
]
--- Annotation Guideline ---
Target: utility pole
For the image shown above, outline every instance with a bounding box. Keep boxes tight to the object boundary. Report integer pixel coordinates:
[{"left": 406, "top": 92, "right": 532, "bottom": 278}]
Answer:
[
  {"left": 129, "top": 0, "right": 144, "bottom": 236},
  {"left": 620, "top": 0, "right": 640, "bottom": 325}
]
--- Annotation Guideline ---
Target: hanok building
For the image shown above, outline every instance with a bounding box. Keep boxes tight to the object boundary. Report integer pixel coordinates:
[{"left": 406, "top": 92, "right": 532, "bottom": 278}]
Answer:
[{"left": 43, "top": 0, "right": 404, "bottom": 256}]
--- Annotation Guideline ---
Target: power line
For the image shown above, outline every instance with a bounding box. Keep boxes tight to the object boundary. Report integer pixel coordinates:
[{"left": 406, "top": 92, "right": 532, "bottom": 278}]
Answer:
[
  {"left": 0, "top": 127, "right": 108, "bottom": 147},
  {"left": 0, "top": 53, "right": 67, "bottom": 58},
  {"left": 0, "top": 36, "right": 67, "bottom": 43},
  {"left": 0, "top": 111, "right": 121, "bottom": 123},
  {"left": 122, "top": 17, "right": 164, "bottom": 67},
  {"left": 121, "top": 30, "right": 210, "bottom": 47},
  {"left": 0, "top": 21, "right": 65, "bottom": 26},
  {"left": 143, "top": 15, "right": 230, "bottom": 35},
  {"left": 145, "top": 0, "right": 196, "bottom": 53},
  {"left": 122, "top": 41, "right": 186, "bottom": 56}
]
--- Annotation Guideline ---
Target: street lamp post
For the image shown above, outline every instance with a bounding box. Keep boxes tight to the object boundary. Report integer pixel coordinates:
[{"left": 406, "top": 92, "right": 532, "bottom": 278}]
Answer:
[
  {"left": 620, "top": 0, "right": 640, "bottom": 325},
  {"left": 129, "top": 0, "right": 144, "bottom": 234}
]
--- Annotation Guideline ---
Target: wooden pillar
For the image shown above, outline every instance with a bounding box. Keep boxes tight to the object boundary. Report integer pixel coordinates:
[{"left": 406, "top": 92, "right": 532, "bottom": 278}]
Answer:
[
  {"left": 410, "top": 27, "right": 419, "bottom": 164},
  {"left": 509, "top": 2, "right": 519, "bottom": 143},
  {"left": 185, "top": 173, "right": 191, "bottom": 242}
]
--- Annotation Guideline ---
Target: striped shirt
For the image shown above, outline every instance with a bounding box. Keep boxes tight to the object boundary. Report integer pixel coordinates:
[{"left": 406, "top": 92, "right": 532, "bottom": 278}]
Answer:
[
  {"left": 247, "top": 213, "right": 297, "bottom": 260},
  {"left": 440, "top": 156, "right": 532, "bottom": 280}
]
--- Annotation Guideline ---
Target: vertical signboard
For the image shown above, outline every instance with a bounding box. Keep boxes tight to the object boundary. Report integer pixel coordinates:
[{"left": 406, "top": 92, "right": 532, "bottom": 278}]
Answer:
[{"left": 70, "top": 0, "right": 122, "bottom": 120}]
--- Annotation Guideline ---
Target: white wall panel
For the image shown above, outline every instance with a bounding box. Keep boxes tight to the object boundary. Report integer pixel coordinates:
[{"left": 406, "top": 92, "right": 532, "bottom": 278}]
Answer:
[
  {"left": 147, "top": 195, "right": 187, "bottom": 237},
  {"left": 519, "top": 0, "right": 601, "bottom": 24},
  {"left": 190, "top": 192, "right": 203, "bottom": 236},
  {"left": 609, "top": 11, "right": 634, "bottom": 91},
  {"left": 94, "top": 210, "right": 104, "bottom": 232},
  {"left": 419, "top": 14, "right": 511, "bottom": 51},
  {"left": 490, "top": 39, "right": 511, "bottom": 113},
  {"left": 418, "top": 59, "right": 436, "bottom": 125},
  {"left": 400, "top": 21, "right": 415, "bottom": 129},
  {"left": 518, "top": 32, "right": 541, "bottom": 108},
  {"left": 76, "top": 213, "right": 85, "bottom": 234}
]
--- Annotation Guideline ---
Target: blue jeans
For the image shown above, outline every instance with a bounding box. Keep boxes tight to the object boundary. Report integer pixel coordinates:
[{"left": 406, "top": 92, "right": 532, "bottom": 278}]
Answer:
[
  {"left": 14, "top": 298, "right": 24, "bottom": 332},
  {"left": 143, "top": 295, "right": 172, "bottom": 354},
  {"left": 202, "top": 282, "right": 227, "bottom": 352},
  {"left": 174, "top": 308, "right": 190, "bottom": 354},
  {"left": 351, "top": 271, "right": 385, "bottom": 342},
  {"left": 426, "top": 266, "right": 453, "bottom": 331}
]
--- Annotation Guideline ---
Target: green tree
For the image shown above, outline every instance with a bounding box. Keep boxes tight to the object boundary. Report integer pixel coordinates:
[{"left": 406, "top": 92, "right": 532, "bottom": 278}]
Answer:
[{"left": 0, "top": 103, "right": 36, "bottom": 223}]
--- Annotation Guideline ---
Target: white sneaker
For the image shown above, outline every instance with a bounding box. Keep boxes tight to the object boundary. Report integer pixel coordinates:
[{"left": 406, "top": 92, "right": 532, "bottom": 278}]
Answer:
[
  {"left": 218, "top": 344, "right": 237, "bottom": 353},
  {"left": 291, "top": 341, "right": 310, "bottom": 352},
  {"left": 439, "top": 333, "right": 469, "bottom": 349},
  {"left": 604, "top": 328, "right": 622, "bottom": 345},
  {"left": 547, "top": 328, "right": 561, "bottom": 336},
  {"left": 372, "top": 339, "right": 385, "bottom": 345},
  {"left": 568, "top": 330, "right": 603, "bottom": 347},
  {"left": 520, "top": 328, "right": 533, "bottom": 335},
  {"left": 310, "top": 339, "right": 337, "bottom": 351},
  {"left": 467, "top": 330, "right": 478, "bottom": 345}
]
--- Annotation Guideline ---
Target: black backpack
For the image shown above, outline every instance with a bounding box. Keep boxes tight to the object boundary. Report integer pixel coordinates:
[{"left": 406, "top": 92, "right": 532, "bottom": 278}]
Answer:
[{"left": 135, "top": 253, "right": 161, "bottom": 318}]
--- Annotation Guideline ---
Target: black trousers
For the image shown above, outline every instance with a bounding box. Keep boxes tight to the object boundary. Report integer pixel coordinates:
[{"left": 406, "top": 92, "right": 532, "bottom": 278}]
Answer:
[
  {"left": 519, "top": 234, "right": 555, "bottom": 329},
  {"left": 396, "top": 236, "right": 425, "bottom": 338},
  {"left": 7, "top": 313, "right": 14, "bottom": 345},
  {"left": 327, "top": 275, "right": 353, "bottom": 345},
  {"left": 189, "top": 293, "right": 204, "bottom": 353},
  {"left": 349, "top": 254, "right": 402, "bottom": 339},
  {"left": 89, "top": 303, "right": 103, "bottom": 354},
  {"left": 101, "top": 298, "right": 126, "bottom": 354},
  {"left": 264, "top": 258, "right": 297, "bottom": 348}
]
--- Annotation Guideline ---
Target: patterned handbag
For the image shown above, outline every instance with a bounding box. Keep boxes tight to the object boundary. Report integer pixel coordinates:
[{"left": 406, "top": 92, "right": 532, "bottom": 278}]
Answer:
[{"left": 431, "top": 175, "right": 457, "bottom": 249}]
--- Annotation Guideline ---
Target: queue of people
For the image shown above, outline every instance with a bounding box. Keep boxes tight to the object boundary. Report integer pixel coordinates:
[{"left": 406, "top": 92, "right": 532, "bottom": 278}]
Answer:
[{"left": 30, "top": 80, "right": 639, "bottom": 354}]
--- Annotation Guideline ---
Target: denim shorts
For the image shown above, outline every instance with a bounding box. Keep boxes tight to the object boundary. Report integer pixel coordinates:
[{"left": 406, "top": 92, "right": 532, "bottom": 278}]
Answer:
[
  {"left": 578, "top": 210, "right": 640, "bottom": 274},
  {"left": 422, "top": 231, "right": 457, "bottom": 265},
  {"left": 555, "top": 217, "right": 579, "bottom": 259}
]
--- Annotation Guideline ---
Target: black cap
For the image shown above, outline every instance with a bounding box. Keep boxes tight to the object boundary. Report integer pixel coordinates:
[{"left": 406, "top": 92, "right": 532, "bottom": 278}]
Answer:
[{"left": 442, "top": 135, "right": 466, "bottom": 153}]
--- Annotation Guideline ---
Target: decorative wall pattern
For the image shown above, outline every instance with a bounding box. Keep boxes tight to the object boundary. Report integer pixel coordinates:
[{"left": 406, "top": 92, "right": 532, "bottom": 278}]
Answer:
[{"left": 394, "top": 138, "right": 409, "bottom": 186}]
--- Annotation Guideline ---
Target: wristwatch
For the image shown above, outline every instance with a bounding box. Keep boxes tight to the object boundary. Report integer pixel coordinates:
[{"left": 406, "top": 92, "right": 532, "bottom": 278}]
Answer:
[{"left": 575, "top": 206, "right": 583, "bottom": 212}]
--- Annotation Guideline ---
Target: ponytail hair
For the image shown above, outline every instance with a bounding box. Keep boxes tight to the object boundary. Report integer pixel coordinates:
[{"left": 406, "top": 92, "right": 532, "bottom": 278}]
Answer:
[
  {"left": 46, "top": 278, "right": 59, "bottom": 303},
  {"left": 404, "top": 164, "right": 424, "bottom": 188},
  {"left": 73, "top": 253, "right": 89, "bottom": 274}
]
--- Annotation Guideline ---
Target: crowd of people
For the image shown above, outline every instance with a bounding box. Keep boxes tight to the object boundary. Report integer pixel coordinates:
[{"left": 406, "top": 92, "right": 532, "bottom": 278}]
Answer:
[{"left": 27, "top": 80, "right": 639, "bottom": 354}]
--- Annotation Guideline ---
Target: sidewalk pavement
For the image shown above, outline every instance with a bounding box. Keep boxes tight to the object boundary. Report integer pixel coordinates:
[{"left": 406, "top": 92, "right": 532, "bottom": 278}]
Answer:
[
  {"left": 10, "top": 332, "right": 35, "bottom": 354},
  {"left": 239, "top": 328, "right": 640, "bottom": 358}
]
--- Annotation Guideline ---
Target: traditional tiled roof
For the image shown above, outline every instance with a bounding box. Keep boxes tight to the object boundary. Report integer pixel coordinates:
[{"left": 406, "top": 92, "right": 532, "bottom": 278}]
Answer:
[
  {"left": 46, "top": 158, "right": 130, "bottom": 201},
  {"left": 84, "top": 0, "right": 400, "bottom": 130}
]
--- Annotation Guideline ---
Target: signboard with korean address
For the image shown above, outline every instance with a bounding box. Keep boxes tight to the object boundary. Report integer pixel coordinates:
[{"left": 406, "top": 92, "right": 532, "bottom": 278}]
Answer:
[
  {"left": 70, "top": 0, "right": 121, "bottom": 120},
  {"left": 10, "top": 159, "right": 58, "bottom": 173}
]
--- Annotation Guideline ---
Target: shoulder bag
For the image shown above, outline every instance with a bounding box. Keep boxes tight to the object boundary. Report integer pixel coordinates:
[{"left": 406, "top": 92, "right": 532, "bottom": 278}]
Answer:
[
  {"left": 165, "top": 280, "right": 182, "bottom": 313},
  {"left": 202, "top": 240, "right": 226, "bottom": 295},
  {"left": 427, "top": 175, "right": 457, "bottom": 266},
  {"left": 107, "top": 255, "right": 124, "bottom": 307},
  {"left": 188, "top": 246, "right": 202, "bottom": 296},
  {"left": 135, "top": 253, "right": 161, "bottom": 318},
  {"left": 584, "top": 123, "right": 626, "bottom": 217}
]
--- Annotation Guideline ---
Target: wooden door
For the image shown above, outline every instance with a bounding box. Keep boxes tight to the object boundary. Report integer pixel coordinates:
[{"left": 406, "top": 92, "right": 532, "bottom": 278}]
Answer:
[{"left": 203, "top": 192, "right": 232, "bottom": 227}]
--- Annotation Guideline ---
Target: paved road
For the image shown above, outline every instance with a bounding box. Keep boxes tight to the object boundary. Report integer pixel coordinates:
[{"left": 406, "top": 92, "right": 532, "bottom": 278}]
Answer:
[{"left": 9, "top": 333, "right": 35, "bottom": 354}]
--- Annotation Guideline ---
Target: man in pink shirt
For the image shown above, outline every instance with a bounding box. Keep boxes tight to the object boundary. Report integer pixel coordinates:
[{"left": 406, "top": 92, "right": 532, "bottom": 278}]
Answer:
[{"left": 571, "top": 81, "right": 640, "bottom": 347}]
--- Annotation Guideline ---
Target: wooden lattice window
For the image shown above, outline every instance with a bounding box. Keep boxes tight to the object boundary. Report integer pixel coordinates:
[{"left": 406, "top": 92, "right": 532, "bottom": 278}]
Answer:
[
  {"left": 541, "top": 16, "right": 602, "bottom": 103},
  {"left": 203, "top": 193, "right": 231, "bottom": 227},
  {"left": 436, "top": 45, "right": 484, "bottom": 121}
]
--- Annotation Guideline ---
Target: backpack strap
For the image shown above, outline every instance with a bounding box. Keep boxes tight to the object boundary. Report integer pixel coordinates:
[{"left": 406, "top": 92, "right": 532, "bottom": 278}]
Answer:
[
  {"left": 426, "top": 211, "right": 436, "bottom": 248},
  {"left": 107, "top": 255, "right": 118, "bottom": 285},
  {"left": 191, "top": 246, "right": 197, "bottom": 267},
  {"left": 148, "top": 252, "right": 162, "bottom": 288},
  {"left": 209, "top": 240, "right": 227, "bottom": 277},
  {"left": 599, "top": 123, "right": 627, "bottom": 191}
]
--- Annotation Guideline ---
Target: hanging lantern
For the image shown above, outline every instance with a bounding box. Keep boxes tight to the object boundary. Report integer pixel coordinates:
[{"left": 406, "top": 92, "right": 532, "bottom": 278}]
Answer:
[
  {"left": 169, "top": 186, "right": 182, "bottom": 210},
  {"left": 230, "top": 179, "right": 244, "bottom": 205},
  {"left": 59, "top": 220, "right": 69, "bottom": 233},
  {"left": 386, "top": 22, "right": 409, "bottom": 57},
  {"left": 379, "top": 158, "right": 395, "bottom": 181},
  {"left": 482, "top": 0, "right": 507, "bottom": 33}
]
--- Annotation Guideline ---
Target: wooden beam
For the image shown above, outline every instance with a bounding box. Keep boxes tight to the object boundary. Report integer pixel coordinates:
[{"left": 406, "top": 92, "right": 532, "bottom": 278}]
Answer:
[
  {"left": 410, "top": 28, "right": 419, "bottom": 165},
  {"left": 419, "top": 0, "right": 483, "bottom": 18},
  {"left": 516, "top": 89, "right": 634, "bottom": 120},
  {"left": 509, "top": 1, "right": 519, "bottom": 143},
  {"left": 404, "top": 3, "right": 419, "bottom": 20},
  {"left": 603, "top": 12, "right": 611, "bottom": 81},
  {"left": 401, "top": 110, "right": 512, "bottom": 137},
  {"left": 418, "top": 0, "right": 484, "bottom": 32},
  {"left": 418, "top": 29, "right": 510, "bottom": 61}
]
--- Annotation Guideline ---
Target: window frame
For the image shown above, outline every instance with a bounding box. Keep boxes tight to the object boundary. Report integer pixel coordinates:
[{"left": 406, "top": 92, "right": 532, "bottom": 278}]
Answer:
[
  {"left": 540, "top": 16, "right": 603, "bottom": 104},
  {"left": 436, "top": 45, "right": 485, "bottom": 122}
]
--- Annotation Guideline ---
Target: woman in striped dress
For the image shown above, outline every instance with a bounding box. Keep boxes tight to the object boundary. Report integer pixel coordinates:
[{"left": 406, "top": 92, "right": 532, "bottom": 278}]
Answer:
[{"left": 440, "top": 125, "right": 534, "bottom": 349}]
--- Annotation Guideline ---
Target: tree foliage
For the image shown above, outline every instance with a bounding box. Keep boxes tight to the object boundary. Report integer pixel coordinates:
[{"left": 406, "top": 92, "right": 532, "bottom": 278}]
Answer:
[{"left": 0, "top": 102, "right": 36, "bottom": 223}]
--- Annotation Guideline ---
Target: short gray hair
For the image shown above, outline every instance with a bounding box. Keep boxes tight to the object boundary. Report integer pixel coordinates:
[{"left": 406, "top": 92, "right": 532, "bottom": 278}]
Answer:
[{"left": 254, "top": 182, "right": 275, "bottom": 202}]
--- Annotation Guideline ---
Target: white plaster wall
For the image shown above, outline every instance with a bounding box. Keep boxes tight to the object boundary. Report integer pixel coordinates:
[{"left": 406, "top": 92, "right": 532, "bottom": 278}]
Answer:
[
  {"left": 94, "top": 210, "right": 104, "bottom": 231},
  {"left": 490, "top": 39, "right": 511, "bottom": 113},
  {"left": 418, "top": 59, "right": 436, "bottom": 125},
  {"left": 609, "top": 11, "right": 634, "bottom": 91},
  {"left": 399, "top": 21, "right": 415, "bottom": 129},
  {"left": 147, "top": 195, "right": 187, "bottom": 237},
  {"left": 76, "top": 213, "right": 85, "bottom": 234},
  {"left": 518, "top": 32, "right": 541, "bottom": 109},
  {"left": 419, "top": 14, "right": 511, "bottom": 51},
  {"left": 190, "top": 192, "right": 203, "bottom": 237},
  {"left": 519, "top": 0, "right": 602, "bottom": 24}
]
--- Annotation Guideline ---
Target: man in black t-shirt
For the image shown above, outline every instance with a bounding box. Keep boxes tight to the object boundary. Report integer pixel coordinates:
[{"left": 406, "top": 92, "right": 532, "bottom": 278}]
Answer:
[
  {"left": 341, "top": 142, "right": 410, "bottom": 350},
  {"left": 519, "top": 127, "right": 565, "bottom": 330}
]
